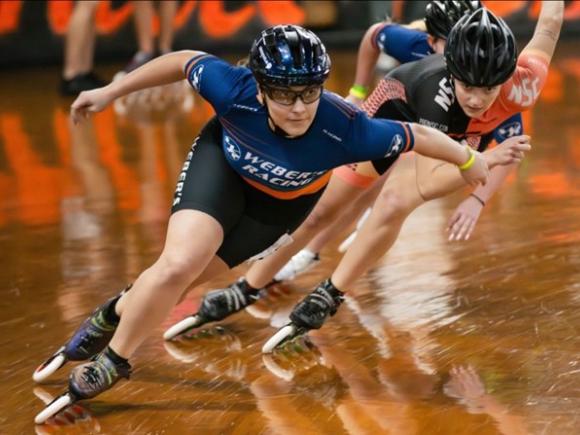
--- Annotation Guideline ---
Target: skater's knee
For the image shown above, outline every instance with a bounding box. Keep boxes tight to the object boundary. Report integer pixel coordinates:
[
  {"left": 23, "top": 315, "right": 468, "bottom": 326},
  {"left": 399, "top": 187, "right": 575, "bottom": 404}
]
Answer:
[
  {"left": 416, "top": 167, "right": 456, "bottom": 200},
  {"left": 417, "top": 178, "right": 445, "bottom": 201},
  {"left": 373, "top": 189, "right": 413, "bottom": 225},
  {"left": 154, "top": 253, "right": 198, "bottom": 287}
]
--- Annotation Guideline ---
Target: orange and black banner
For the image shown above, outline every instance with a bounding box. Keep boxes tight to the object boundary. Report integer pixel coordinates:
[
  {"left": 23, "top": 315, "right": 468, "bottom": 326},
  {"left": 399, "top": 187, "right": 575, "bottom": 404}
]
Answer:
[
  {"left": 0, "top": 0, "right": 367, "bottom": 67},
  {"left": 395, "top": 1, "right": 580, "bottom": 37},
  {"left": 1, "top": 1, "right": 579, "bottom": 67}
]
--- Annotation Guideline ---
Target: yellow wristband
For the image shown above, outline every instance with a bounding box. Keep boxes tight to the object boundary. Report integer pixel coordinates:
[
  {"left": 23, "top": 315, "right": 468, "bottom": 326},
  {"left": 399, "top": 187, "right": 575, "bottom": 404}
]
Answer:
[
  {"left": 349, "top": 85, "right": 367, "bottom": 100},
  {"left": 458, "top": 148, "right": 476, "bottom": 171}
]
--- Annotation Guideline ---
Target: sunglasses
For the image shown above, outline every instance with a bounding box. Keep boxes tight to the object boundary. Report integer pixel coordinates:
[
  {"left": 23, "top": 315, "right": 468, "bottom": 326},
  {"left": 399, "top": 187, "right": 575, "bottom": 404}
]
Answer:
[{"left": 261, "top": 85, "right": 323, "bottom": 106}]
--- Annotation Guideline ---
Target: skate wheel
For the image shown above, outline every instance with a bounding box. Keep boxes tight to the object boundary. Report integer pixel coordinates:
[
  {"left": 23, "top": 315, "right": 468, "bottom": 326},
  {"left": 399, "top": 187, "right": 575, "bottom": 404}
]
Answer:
[
  {"left": 262, "top": 324, "right": 297, "bottom": 354},
  {"left": 33, "top": 348, "right": 67, "bottom": 383},
  {"left": 34, "top": 393, "right": 73, "bottom": 425},
  {"left": 163, "top": 315, "right": 204, "bottom": 340}
]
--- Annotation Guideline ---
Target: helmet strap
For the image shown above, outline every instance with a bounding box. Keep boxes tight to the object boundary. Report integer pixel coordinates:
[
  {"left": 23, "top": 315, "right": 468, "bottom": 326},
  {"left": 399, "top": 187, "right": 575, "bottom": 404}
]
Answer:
[
  {"left": 261, "top": 95, "right": 293, "bottom": 138},
  {"left": 269, "top": 115, "right": 292, "bottom": 137}
]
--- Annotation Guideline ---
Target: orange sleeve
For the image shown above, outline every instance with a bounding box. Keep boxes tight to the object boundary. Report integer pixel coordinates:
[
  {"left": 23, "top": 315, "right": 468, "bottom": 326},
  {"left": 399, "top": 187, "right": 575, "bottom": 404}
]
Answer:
[{"left": 499, "top": 52, "right": 549, "bottom": 112}]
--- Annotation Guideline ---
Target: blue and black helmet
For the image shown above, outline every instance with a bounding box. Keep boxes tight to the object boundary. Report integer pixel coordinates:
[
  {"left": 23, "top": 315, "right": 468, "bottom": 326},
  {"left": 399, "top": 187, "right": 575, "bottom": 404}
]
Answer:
[{"left": 249, "top": 25, "right": 331, "bottom": 87}]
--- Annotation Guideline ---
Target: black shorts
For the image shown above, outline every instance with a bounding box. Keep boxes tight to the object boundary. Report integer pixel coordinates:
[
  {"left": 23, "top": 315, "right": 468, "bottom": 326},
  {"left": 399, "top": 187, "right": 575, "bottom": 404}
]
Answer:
[
  {"left": 172, "top": 117, "right": 324, "bottom": 268},
  {"left": 371, "top": 154, "right": 400, "bottom": 175}
]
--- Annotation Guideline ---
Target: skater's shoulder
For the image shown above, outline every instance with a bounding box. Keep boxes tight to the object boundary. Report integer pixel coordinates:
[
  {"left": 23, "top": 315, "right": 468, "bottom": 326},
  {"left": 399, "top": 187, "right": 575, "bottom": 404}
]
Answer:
[{"left": 388, "top": 55, "right": 446, "bottom": 89}]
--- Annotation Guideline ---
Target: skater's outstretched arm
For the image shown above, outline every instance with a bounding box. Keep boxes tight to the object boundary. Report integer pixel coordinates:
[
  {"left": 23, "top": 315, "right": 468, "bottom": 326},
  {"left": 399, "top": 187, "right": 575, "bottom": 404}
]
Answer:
[
  {"left": 521, "top": 0, "right": 563, "bottom": 63},
  {"left": 71, "top": 50, "right": 203, "bottom": 123},
  {"left": 346, "top": 22, "right": 384, "bottom": 105},
  {"left": 411, "top": 125, "right": 533, "bottom": 187}
]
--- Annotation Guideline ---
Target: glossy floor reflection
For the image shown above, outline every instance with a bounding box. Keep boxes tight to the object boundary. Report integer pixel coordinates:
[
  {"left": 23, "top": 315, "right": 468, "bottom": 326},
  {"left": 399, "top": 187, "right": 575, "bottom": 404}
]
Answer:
[{"left": 1, "top": 48, "right": 579, "bottom": 434}]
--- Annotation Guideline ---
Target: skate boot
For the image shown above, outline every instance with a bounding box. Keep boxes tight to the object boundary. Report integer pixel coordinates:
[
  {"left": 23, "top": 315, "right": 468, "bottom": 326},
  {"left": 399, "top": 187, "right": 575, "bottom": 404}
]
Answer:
[
  {"left": 274, "top": 249, "right": 320, "bottom": 282},
  {"left": 262, "top": 279, "right": 344, "bottom": 353},
  {"left": 163, "top": 279, "right": 262, "bottom": 340},
  {"left": 34, "top": 347, "right": 131, "bottom": 425},
  {"left": 33, "top": 285, "right": 131, "bottom": 383}
]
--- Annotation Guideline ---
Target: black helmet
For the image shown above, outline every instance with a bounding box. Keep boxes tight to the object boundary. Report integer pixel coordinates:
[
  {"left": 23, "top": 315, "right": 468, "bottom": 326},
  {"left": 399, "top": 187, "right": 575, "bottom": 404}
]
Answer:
[
  {"left": 425, "top": 1, "right": 482, "bottom": 40},
  {"left": 249, "top": 25, "right": 331, "bottom": 87},
  {"left": 444, "top": 8, "right": 517, "bottom": 87}
]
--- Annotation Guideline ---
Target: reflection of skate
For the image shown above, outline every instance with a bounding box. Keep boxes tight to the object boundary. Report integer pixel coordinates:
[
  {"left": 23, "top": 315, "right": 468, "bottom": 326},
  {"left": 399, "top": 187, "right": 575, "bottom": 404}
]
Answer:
[
  {"left": 262, "top": 341, "right": 325, "bottom": 382},
  {"left": 245, "top": 283, "right": 294, "bottom": 320},
  {"left": 166, "top": 325, "right": 242, "bottom": 351},
  {"left": 164, "top": 335, "right": 247, "bottom": 382},
  {"left": 344, "top": 296, "right": 392, "bottom": 358},
  {"left": 262, "top": 354, "right": 295, "bottom": 381},
  {"left": 33, "top": 387, "right": 100, "bottom": 431}
]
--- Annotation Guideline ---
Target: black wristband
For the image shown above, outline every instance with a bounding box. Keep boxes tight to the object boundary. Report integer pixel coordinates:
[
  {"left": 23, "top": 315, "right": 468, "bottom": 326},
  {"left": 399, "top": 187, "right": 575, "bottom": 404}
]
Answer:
[{"left": 470, "top": 193, "right": 486, "bottom": 207}]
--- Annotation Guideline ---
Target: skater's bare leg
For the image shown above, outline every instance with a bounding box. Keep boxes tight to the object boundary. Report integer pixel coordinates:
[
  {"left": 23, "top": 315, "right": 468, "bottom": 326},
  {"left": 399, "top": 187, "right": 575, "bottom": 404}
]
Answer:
[
  {"left": 306, "top": 172, "right": 386, "bottom": 253},
  {"left": 109, "top": 210, "right": 225, "bottom": 357},
  {"left": 245, "top": 175, "right": 368, "bottom": 288},
  {"left": 116, "top": 254, "right": 230, "bottom": 314},
  {"left": 332, "top": 155, "right": 472, "bottom": 291}
]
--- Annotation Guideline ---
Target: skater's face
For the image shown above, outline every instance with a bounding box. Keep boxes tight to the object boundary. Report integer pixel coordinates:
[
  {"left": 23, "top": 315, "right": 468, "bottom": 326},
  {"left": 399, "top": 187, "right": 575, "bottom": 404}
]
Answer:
[
  {"left": 427, "top": 35, "right": 446, "bottom": 54},
  {"left": 454, "top": 79, "right": 502, "bottom": 119},
  {"left": 257, "top": 85, "right": 322, "bottom": 137}
]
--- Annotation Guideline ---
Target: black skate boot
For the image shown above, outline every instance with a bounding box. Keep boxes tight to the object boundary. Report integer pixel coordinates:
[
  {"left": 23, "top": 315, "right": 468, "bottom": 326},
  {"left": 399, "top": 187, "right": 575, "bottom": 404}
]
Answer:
[
  {"left": 34, "top": 347, "right": 131, "bottom": 425},
  {"left": 163, "top": 279, "right": 262, "bottom": 340},
  {"left": 33, "top": 285, "right": 131, "bottom": 383},
  {"left": 262, "top": 279, "right": 344, "bottom": 353}
]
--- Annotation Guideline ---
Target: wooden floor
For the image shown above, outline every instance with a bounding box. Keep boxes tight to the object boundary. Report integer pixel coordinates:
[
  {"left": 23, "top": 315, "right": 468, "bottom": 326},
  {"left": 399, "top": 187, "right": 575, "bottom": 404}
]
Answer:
[{"left": 1, "top": 46, "right": 579, "bottom": 434}]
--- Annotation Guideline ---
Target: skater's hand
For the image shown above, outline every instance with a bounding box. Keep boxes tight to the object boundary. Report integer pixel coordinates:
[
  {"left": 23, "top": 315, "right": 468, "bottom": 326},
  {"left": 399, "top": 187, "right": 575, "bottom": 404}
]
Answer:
[
  {"left": 71, "top": 86, "right": 115, "bottom": 124},
  {"left": 484, "top": 135, "right": 531, "bottom": 168},
  {"left": 459, "top": 150, "right": 489, "bottom": 187},
  {"left": 447, "top": 195, "right": 484, "bottom": 241}
]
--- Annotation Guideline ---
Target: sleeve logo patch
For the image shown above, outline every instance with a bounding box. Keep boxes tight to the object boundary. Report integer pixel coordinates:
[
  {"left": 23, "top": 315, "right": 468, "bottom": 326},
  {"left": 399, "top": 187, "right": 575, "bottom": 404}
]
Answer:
[
  {"left": 190, "top": 65, "right": 205, "bottom": 91},
  {"left": 435, "top": 77, "right": 454, "bottom": 112},
  {"left": 508, "top": 77, "right": 540, "bottom": 107},
  {"left": 385, "top": 134, "right": 403, "bottom": 157},
  {"left": 498, "top": 121, "right": 522, "bottom": 139}
]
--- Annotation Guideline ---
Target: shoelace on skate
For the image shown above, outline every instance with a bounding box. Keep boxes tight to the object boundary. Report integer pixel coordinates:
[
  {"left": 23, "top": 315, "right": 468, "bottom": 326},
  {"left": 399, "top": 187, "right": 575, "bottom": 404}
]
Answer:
[
  {"left": 82, "top": 362, "right": 111, "bottom": 391},
  {"left": 224, "top": 283, "right": 250, "bottom": 311},
  {"left": 309, "top": 287, "right": 342, "bottom": 314},
  {"left": 225, "top": 283, "right": 260, "bottom": 311},
  {"left": 75, "top": 312, "right": 115, "bottom": 352}
]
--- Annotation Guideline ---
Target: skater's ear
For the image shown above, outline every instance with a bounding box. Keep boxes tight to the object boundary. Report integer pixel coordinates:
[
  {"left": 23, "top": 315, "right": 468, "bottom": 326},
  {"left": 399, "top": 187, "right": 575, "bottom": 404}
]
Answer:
[{"left": 256, "top": 85, "right": 265, "bottom": 105}]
